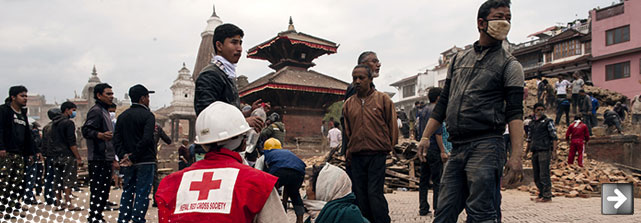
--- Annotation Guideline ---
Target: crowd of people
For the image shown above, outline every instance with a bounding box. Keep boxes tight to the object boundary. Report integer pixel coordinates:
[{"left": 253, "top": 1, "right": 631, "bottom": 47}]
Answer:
[
  {"left": 533, "top": 70, "right": 640, "bottom": 135},
  {"left": 3, "top": 0, "right": 641, "bottom": 223}
]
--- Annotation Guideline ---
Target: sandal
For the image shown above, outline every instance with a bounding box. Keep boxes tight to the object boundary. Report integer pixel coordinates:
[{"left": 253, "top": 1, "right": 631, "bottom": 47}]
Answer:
[
  {"left": 54, "top": 207, "right": 66, "bottom": 212},
  {"left": 67, "top": 207, "right": 83, "bottom": 211}
]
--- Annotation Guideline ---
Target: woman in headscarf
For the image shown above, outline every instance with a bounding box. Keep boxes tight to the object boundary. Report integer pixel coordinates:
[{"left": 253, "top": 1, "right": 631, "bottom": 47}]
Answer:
[{"left": 304, "top": 163, "right": 369, "bottom": 223}]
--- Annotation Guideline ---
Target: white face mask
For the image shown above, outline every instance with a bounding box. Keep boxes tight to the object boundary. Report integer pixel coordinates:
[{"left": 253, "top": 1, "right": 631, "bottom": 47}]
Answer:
[
  {"left": 109, "top": 112, "right": 116, "bottom": 120},
  {"left": 485, "top": 19, "right": 511, "bottom": 41},
  {"left": 220, "top": 135, "right": 245, "bottom": 152}
]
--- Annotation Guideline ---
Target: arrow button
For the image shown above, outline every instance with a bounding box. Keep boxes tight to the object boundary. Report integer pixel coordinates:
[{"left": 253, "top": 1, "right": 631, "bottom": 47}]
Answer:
[{"left": 606, "top": 188, "right": 627, "bottom": 209}]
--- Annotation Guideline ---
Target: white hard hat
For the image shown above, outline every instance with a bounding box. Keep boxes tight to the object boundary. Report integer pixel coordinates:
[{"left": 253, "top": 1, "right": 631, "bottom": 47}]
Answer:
[{"left": 195, "top": 101, "right": 251, "bottom": 145}]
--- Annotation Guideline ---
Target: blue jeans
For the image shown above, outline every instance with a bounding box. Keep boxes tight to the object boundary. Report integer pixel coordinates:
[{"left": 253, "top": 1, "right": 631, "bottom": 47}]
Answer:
[
  {"left": 43, "top": 158, "right": 56, "bottom": 205},
  {"left": 22, "top": 157, "right": 37, "bottom": 204},
  {"left": 434, "top": 138, "right": 506, "bottom": 223},
  {"left": 118, "top": 164, "right": 156, "bottom": 223}
]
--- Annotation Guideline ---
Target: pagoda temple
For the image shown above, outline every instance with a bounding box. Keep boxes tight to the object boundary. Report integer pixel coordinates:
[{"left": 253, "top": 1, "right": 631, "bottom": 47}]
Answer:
[
  {"left": 192, "top": 4, "right": 222, "bottom": 80},
  {"left": 240, "top": 17, "right": 349, "bottom": 144}
]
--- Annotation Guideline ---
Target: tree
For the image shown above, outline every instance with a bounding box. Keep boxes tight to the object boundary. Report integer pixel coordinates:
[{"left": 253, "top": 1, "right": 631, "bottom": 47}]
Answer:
[{"left": 323, "top": 101, "right": 343, "bottom": 123}]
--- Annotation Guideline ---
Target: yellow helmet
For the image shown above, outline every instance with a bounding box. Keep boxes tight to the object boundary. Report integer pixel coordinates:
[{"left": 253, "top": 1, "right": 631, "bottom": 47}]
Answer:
[{"left": 263, "top": 138, "right": 282, "bottom": 150}]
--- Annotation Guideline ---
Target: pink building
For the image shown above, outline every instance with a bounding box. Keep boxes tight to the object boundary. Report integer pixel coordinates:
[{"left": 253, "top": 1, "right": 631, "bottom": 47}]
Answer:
[{"left": 591, "top": 0, "right": 641, "bottom": 101}]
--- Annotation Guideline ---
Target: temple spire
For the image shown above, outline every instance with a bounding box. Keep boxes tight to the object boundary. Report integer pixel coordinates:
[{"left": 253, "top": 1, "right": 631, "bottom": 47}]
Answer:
[
  {"left": 212, "top": 4, "right": 218, "bottom": 17},
  {"left": 287, "top": 16, "right": 295, "bottom": 31},
  {"left": 92, "top": 65, "right": 97, "bottom": 76}
]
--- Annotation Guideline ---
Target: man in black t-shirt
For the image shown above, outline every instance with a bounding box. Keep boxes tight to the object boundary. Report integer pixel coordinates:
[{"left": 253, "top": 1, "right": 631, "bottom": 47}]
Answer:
[
  {"left": 51, "top": 101, "right": 83, "bottom": 211},
  {"left": 0, "top": 86, "right": 37, "bottom": 219}
]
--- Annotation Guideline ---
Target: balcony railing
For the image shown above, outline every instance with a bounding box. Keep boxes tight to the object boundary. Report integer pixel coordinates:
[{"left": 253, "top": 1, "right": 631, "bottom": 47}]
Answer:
[
  {"left": 514, "top": 39, "right": 546, "bottom": 50},
  {"left": 522, "top": 62, "right": 543, "bottom": 71}
]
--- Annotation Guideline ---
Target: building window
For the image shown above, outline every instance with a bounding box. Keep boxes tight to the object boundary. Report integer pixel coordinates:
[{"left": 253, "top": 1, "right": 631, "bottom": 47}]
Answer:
[
  {"left": 605, "top": 61, "right": 630, "bottom": 81},
  {"left": 553, "top": 40, "right": 581, "bottom": 60},
  {"left": 606, "top": 25, "right": 630, "bottom": 46},
  {"left": 585, "top": 41, "right": 591, "bottom": 54},
  {"left": 544, "top": 52, "right": 552, "bottom": 63},
  {"left": 403, "top": 84, "right": 415, "bottom": 98}
]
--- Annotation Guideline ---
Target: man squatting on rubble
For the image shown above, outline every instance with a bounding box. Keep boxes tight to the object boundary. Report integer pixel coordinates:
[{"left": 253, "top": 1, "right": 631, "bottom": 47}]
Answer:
[{"left": 417, "top": 0, "right": 525, "bottom": 222}]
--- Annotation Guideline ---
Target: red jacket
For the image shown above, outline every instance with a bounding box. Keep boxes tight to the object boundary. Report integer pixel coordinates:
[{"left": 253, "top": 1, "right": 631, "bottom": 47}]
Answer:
[
  {"left": 565, "top": 121, "right": 589, "bottom": 143},
  {"left": 156, "top": 148, "right": 277, "bottom": 223}
]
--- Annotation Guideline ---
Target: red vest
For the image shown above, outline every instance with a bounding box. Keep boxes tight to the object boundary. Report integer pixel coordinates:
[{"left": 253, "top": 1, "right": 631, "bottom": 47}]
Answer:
[{"left": 156, "top": 149, "right": 277, "bottom": 223}]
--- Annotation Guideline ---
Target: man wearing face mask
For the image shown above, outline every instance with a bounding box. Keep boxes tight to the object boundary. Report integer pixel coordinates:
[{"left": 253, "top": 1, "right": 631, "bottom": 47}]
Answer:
[
  {"left": 156, "top": 102, "right": 287, "bottom": 223},
  {"left": 51, "top": 101, "right": 83, "bottom": 211},
  {"left": 109, "top": 104, "right": 117, "bottom": 128},
  {"left": 417, "top": 0, "right": 524, "bottom": 222}
]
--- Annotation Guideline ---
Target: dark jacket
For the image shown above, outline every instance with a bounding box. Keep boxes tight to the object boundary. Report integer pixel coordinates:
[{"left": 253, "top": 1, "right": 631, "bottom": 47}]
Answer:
[
  {"left": 0, "top": 103, "right": 34, "bottom": 156},
  {"left": 31, "top": 128, "right": 42, "bottom": 154},
  {"left": 527, "top": 115, "right": 556, "bottom": 151},
  {"left": 417, "top": 104, "right": 434, "bottom": 140},
  {"left": 41, "top": 114, "right": 62, "bottom": 157},
  {"left": 194, "top": 61, "right": 240, "bottom": 116},
  {"left": 154, "top": 124, "right": 172, "bottom": 146},
  {"left": 604, "top": 110, "right": 620, "bottom": 122},
  {"left": 578, "top": 95, "right": 592, "bottom": 115},
  {"left": 51, "top": 116, "right": 77, "bottom": 157},
  {"left": 82, "top": 101, "right": 115, "bottom": 161},
  {"left": 259, "top": 122, "right": 286, "bottom": 144},
  {"left": 113, "top": 103, "right": 156, "bottom": 164},
  {"left": 431, "top": 42, "right": 525, "bottom": 144}
]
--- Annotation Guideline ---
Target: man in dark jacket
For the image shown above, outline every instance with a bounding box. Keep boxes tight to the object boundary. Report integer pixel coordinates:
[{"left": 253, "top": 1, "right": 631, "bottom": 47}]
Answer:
[
  {"left": 151, "top": 123, "right": 172, "bottom": 207},
  {"left": 604, "top": 109, "right": 623, "bottom": 134},
  {"left": 526, "top": 103, "right": 557, "bottom": 202},
  {"left": 193, "top": 23, "right": 264, "bottom": 132},
  {"left": 577, "top": 90, "right": 592, "bottom": 135},
  {"left": 81, "top": 83, "right": 117, "bottom": 223},
  {"left": 41, "top": 108, "right": 62, "bottom": 206},
  {"left": 417, "top": 1, "right": 524, "bottom": 222},
  {"left": 0, "top": 85, "right": 37, "bottom": 219},
  {"left": 259, "top": 113, "right": 286, "bottom": 145},
  {"left": 51, "top": 101, "right": 83, "bottom": 211},
  {"left": 114, "top": 84, "right": 157, "bottom": 223},
  {"left": 417, "top": 87, "right": 447, "bottom": 216}
]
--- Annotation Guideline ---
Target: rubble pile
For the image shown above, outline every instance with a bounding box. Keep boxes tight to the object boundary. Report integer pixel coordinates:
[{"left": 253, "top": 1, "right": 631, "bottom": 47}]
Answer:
[
  {"left": 525, "top": 77, "right": 627, "bottom": 107},
  {"left": 519, "top": 140, "right": 641, "bottom": 198},
  {"left": 303, "top": 142, "right": 423, "bottom": 192}
]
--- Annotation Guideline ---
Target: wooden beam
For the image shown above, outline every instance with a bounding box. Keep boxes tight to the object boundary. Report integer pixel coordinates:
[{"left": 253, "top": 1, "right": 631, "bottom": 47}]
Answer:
[
  {"left": 409, "top": 162, "right": 417, "bottom": 188},
  {"left": 385, "top": 169, "right": 419, "bottom": 184}
]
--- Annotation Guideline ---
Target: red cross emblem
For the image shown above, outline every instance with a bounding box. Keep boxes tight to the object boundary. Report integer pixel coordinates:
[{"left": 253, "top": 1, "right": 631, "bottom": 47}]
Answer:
[{"left": 189, "top": 172, "right": 222, "bottom": 200}]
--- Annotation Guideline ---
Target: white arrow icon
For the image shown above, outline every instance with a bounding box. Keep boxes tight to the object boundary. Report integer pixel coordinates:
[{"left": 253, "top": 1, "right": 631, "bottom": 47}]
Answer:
[{"left": 607, "top": 188, "right": 628, "bottom": 209}]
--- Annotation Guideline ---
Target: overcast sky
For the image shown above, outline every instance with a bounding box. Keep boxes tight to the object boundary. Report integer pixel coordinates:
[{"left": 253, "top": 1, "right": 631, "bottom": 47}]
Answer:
[{"left": 0, "top": 0, "right": 615, "bottom": 109}]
